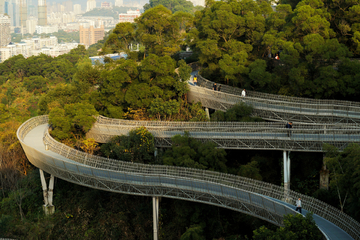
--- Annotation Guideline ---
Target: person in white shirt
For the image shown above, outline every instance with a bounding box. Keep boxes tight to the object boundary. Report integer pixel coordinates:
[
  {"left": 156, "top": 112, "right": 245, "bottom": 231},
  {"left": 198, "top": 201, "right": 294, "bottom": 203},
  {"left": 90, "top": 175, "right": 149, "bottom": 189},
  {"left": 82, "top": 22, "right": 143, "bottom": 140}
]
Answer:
[{"left": 241, "top": 89, "right": 246, "bottom": 97}]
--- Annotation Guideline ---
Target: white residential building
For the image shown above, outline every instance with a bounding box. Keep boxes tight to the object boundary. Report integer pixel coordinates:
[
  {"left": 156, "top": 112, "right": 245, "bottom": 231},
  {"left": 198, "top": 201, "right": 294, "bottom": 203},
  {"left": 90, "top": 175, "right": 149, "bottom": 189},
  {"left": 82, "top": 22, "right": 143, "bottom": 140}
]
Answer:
[
  {"left": 119, "top": 9, "right": 140, "bottom": 23},
  {"left": 0, "top": 36, "right": 79, "bottom": 62},
  {"left": 36, "top": 25, "right": 58, "bottom": 34},
  {"left": 0, "top": 14, "right": 11, "bottom": 47},
  {"left": 26, "top": 16, "right": 37, "bottom": 34},
  {"left": 73, "top": 4, "right": 81, "bottom": 14},
  {"left": 114, "top": 0, "right": 123, "bottom": 7},
  {"left": 86, "top": 0, "right": 96, "bottom": 12}
]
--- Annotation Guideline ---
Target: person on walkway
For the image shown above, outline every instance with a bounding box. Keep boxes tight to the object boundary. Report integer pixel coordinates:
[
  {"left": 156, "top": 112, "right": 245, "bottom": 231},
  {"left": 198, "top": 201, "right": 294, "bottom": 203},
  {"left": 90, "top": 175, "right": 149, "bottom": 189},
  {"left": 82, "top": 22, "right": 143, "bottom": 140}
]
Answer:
[
  {"left": 275, "top": 54, "right": 280, "bottom": 60},
  {"left": 193, "top": 76, "right": 197, "bottom": 86},
  {"left": 213, "top": 83, "right": 217, "bottom": 91},
  {"left": 295, "top": 198, "right": 302, "bottom": 213},
  {"left": 286, "top": 122, "right": 293, "bottom": 137},
  {"left": 218, "top": 85, "right": 222, "bottom": 92},
  {"left": 241, "top": 89, "right": 246, "bottom": 97}
]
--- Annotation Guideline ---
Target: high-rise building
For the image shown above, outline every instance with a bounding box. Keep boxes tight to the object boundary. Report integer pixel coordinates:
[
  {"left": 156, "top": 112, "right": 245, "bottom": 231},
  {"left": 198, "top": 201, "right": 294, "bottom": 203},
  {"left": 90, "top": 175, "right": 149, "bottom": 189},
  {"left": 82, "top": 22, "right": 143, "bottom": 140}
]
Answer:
[
  {"left": 63, "top": 0, "right": 72, "bottom": 12},
  {"left": 26, "top": 16, "right": 36, "bottom": 34},
  {"left": 19, "top": 0, "right": 27, "bottom": 28},
  {"left": 114, "top": 0, "right": 123, "bottom": 7},
  {"left": 79, "top": 24, "right": 104, "bottom": 47},
  {"left": 86, "top": 0, "right": 96, "bottom": 12},
  {"left": 28, "top": 4, "right": 36, "bottom": 17},
  {"left": 0, "top": 0, "right": 5, "bottom": 14},
  {"left": 4, "top": 0, "right": 19, "bottom": 26},
  {"left": 73, "top": 4, "right": 81, "bottom": 14},
  {"left": 0, "top": 14, "right": 11, "bottom": 47},
  {"left": 38, "top": 0, "right": 47, "bottom": 25}
]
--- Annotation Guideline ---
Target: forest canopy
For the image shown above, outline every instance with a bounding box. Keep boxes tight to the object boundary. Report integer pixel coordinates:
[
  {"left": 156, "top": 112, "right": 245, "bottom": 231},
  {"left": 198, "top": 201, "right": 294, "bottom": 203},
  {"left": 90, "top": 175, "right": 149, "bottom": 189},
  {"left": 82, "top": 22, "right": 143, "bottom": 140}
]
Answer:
[{"left": 1, "top": 0, "right": 360, "bottom": 238}]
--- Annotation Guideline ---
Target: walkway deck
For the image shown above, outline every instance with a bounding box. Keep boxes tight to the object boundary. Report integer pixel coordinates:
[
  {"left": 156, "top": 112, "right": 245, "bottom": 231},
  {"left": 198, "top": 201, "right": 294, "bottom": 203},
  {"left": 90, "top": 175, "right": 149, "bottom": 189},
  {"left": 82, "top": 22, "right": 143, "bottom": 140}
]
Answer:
[{"left": 19, "top": 122, "right": 356, "bottom": 240}]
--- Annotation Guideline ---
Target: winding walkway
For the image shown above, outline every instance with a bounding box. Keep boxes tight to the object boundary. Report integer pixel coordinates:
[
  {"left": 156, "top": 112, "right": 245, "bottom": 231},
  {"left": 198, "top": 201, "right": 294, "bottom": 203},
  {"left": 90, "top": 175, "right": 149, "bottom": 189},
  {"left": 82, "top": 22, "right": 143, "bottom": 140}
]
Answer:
[
  {"left": 16, "top": 73, "right": 360, "bottom": 239},
  {"left": 18, "top": 116, "right": 359, "bottom": 240}
]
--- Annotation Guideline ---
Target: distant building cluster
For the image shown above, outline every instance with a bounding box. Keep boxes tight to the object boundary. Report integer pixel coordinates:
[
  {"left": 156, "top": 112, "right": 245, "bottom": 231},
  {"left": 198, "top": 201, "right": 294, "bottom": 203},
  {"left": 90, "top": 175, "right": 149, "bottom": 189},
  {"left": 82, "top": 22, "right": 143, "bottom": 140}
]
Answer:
[
  {"left": 119, "top": 9, "right": 141, "bottom": 23},
  {"left": 0, "top": 35, "right": 78, "bottom": 62},
  {"left": 0, "top": 0, "right": 145, "bottom": 52}
]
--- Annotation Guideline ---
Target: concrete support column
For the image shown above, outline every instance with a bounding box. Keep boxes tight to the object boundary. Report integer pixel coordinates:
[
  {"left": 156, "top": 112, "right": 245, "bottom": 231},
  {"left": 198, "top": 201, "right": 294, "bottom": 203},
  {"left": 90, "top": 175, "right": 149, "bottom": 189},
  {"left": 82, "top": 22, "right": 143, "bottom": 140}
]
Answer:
[
  {"left": 154, "top": 148, "right": 158, "bottom": 158},
  {"left": 283, "top": 151, "right": 291, "bottom": 202},
  {"left": 320, "top": 154, "right": 329, "bottom": 190},
  {"left": 39, "top": 169, "right": 55, "bottom": 215},
  {"left": 153, "top": 197, "right": 159, "bottom": 240},
  {"left": 205, "top": 108, "right": 210, "bottom": 120}
]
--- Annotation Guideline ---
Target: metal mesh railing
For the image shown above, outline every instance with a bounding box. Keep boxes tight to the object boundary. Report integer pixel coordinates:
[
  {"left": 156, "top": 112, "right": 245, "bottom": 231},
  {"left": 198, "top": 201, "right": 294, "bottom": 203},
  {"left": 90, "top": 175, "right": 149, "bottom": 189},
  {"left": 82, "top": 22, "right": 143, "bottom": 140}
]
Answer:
[
  {"left": 189, "top": 83, "right": 360, "bottom": 121},
  {"left": 89, "top": 116, "right": 360, "bottom": 152},
  {"left": 197, "top": 74, "right": 360, "bottom": 109},
  {"left": 15, "top": 117, "right": 357, "bottom": 239},
  {"left": 16, "top": 115, "right": 49, "bottom": 141}
]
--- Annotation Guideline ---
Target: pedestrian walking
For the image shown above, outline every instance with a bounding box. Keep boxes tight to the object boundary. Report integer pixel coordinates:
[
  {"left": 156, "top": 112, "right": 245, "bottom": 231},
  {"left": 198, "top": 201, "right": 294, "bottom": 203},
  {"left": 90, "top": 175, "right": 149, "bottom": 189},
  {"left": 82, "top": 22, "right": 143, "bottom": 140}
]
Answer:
[
  {"left": 285, "top": 121, "right": 292, "bottom": 137},
  {"left": 241, "top": 89, "right": 246, "bottom": 97},
  {"left": 213, "top": 83, "right": 217, "bottom": 91},
  {"left": 295, "top": 198, "right": 302, "bottom": 213},
  {"left": 193, "top": 76, "right": 198, "bottom": 86},
  {"left": 218, "top": 85, "right": 222, "bottom": 92}
]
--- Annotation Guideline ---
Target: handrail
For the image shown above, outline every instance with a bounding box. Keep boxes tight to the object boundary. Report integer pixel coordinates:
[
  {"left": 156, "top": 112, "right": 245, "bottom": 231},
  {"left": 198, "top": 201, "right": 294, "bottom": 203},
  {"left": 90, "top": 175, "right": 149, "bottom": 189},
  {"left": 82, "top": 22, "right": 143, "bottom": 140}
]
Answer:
[
  {"left": 17, "top": 116, "right": 359, "bottom": 239},
  {"left": 197, "top": 74, "right": 360, "bottom": 109}
]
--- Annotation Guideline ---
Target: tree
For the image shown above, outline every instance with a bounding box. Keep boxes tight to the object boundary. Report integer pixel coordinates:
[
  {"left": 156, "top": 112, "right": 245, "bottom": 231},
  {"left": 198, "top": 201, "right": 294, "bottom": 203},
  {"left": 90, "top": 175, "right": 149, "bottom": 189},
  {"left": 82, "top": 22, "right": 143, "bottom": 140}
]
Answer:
[
  {"left": 180, "top": 225, "right": 206, "bottom": 240},
  {"left": 103, "top": 22, "right": 136, "bottom": 54},
  {"left": 100, "top": 127, "right": 155, "bottom": 164},
  {"left": 324, "top": 143, "right": 360, "bottom": 220},
  {"left": 253, "top": 213, "right": 322, "bottom": 240},
  {"left": 49, "top": 103, "right": 98, "bottom": 141},
  {"left": 211, "top": 103, "right": 262, "bottom": 122},
  {"left": 162, "top": 133, "right": 227, "bottom": 172},
  {"left": 144, "top": 0, "right": 196, "bottom": 14},
  {"left": 136, "top": 5, "right": 185, "bottom": 56}
]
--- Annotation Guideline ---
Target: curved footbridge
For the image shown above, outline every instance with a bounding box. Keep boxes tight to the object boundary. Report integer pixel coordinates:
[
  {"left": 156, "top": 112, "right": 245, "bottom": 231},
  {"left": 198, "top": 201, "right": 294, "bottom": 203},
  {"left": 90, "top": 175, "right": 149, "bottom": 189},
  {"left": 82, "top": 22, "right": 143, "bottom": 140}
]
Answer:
[
  {"left": 188, "top": 74, "right": 360, "bottom": 124},
  {"left": 18, "top": 116, "right": 360, "bottom": 240},
  {"left": 17, "top": 74, "right": 360, "bottom": 239}
]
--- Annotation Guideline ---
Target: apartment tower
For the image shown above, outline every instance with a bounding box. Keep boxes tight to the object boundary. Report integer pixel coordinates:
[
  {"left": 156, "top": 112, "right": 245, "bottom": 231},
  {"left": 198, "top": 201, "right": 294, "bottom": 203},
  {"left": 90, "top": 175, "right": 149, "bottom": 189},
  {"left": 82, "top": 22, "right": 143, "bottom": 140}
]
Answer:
[
  {"left": 79, "top": 24, "right": 104, "bottom": 47},
  {"left": 0, "top": 14, "right": 11, "bottom": 46},
  {"left": 38, "top": 0, "right": 47, "bottom": 25}
]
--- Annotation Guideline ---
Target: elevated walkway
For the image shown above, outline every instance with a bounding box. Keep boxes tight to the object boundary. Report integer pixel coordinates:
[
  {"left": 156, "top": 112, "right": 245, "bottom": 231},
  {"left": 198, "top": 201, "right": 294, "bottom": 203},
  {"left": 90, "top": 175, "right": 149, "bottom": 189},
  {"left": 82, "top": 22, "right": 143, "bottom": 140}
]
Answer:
[
  {"left": 16, "top": 72, "right": 360, "bottom": 239},
  {"left": 87, "top": 116, "right": 360, "bottom": 152},
  {"left": 17, "top": 116, "right": 360, "bottom": 240},
  {"left": 188, "top": 74, "right": 360, "bottom": 124}
]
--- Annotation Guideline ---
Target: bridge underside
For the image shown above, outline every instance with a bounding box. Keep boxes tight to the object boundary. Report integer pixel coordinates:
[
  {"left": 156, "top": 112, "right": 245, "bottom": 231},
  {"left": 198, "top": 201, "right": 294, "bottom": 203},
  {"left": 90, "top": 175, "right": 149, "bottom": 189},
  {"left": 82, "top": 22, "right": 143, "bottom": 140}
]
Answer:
[
  {"left": 87, "top": 132, "right": 351, "bottom": 152},
  {"left": 24, "top": 145, "right": 289, "bottom": 228}
]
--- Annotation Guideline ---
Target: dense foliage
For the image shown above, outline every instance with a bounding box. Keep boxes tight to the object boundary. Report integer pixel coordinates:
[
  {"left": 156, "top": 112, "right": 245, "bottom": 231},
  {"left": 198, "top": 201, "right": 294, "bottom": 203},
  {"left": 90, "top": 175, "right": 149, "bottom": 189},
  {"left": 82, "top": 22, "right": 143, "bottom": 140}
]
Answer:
[
  {"left": 83, "top": 6, "right": 135, "bottom": 19},
  {"left": 253, "top": 213, "right": 323, "bottom": 240},
  {"left": 144, "top": 0, "right": 203, "bottom": 14},
  {"left": 1, "top": 0, "right": 360, "bottom": 238}
]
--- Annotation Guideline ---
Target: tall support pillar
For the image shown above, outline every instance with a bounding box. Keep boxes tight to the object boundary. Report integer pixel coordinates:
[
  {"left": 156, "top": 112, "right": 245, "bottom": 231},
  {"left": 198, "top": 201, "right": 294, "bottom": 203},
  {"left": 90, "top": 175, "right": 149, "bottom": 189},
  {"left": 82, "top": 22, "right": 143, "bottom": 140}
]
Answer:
[
  {"left": 153, "top": 197, "right": 159, "bottom": 240},
  {"left": 283, "top": 151, "right": 291, "bottom": 202},
  {"left": 320, "top": 154, "right": 329, "bottom": 190},
  {"left": 205, "top": 108, "right": 210, "bottom": 120},
  {"left": 154, "top": 148, "right": 158, "bottom": 158},
  {"left": 39, "top": 169, "right": 55, "bottom": 215}
]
